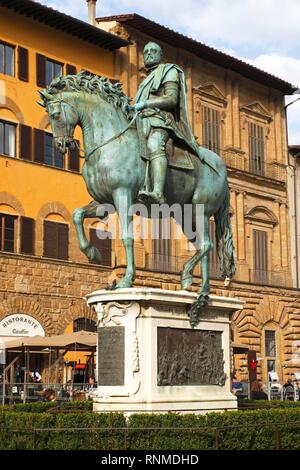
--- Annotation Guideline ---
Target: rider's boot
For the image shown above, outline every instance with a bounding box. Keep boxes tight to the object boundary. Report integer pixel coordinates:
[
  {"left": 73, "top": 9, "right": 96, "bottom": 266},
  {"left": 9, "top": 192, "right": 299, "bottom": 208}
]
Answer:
[{"left": 139, "top": 155, "right": 167, "bottom": 204}]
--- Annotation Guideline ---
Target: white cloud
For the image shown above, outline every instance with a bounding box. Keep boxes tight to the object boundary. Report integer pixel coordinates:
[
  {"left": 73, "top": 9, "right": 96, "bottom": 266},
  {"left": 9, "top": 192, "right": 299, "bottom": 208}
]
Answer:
[
  {"left": 38, "top": 0, "right": 300, "bottom": 143},
  {"left": 38, "top": 0, "right": 300, "bottom": 56},
  {"left": 237, "top": 52, "right": 300, "bottom": 144}
]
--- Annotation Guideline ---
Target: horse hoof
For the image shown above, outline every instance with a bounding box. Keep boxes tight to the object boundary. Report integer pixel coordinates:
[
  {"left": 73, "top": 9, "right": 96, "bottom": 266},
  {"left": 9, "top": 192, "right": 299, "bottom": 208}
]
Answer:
[
  {"left": 105, "top": 279, "right": 117, "bottom": 291},
  {"left": 115, "top": 279, "right": 133, "bottom": 289},
  {"left": 181, "top": 274, "right": 193, "bottom": 290},
  {"left": 187, "top": 295, "right": 210, "bottom": 328}
]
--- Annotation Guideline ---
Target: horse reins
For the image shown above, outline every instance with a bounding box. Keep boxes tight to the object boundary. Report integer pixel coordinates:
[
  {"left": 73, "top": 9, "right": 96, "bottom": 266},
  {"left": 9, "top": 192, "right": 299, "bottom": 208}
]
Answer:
[{"left": 74, "top": 110, "right": 140, "bottom": 161}]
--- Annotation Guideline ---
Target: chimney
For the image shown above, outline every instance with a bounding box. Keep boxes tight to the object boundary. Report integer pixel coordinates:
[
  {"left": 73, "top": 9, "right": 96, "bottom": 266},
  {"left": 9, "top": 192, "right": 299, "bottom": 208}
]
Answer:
[{"left": 86, "top": 0, "right": 97, "bottom": 26}]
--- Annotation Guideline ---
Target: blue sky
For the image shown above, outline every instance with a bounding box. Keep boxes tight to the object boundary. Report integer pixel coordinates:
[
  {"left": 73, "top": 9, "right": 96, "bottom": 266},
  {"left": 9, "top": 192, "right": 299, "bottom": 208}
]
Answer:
[{"left": 39, "top": 0, "right": 300, "bottom": 144}]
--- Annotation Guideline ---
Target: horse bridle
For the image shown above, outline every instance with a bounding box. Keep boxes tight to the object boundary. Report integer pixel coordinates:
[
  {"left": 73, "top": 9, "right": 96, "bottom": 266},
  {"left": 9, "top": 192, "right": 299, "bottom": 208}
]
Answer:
[{"left": 49, "top": 98, "right": 139, "bottom": 161}]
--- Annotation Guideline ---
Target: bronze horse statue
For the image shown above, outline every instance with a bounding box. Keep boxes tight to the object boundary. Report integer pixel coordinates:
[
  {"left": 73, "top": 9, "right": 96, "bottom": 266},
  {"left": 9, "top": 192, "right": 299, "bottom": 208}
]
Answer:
[{"left": 39, "top": 71, "right": 235, "bottom": 326}]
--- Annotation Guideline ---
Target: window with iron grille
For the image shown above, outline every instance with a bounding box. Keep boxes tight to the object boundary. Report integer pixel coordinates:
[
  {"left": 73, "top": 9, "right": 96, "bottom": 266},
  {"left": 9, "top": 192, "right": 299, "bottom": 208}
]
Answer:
[
  {"left": 265, "top": 330, "right": 276, "bottom": 357},
  {"left": 0, "top": 42, "right": 14, "bottom": 77},
  {"left": 0, "top": 120, "right": 16, "bottom": 157},
  {"left": 0, "top": 213, "right": 17, "bottom": 253},
  {"left": 202, "top": 106, "right": 221, "bottom": 154},
  {"left": 248, "top": 122, "right": 265, "bottom": 176},
  {"left": 73, "top": 318, "right": 97, "bottom": 333}
]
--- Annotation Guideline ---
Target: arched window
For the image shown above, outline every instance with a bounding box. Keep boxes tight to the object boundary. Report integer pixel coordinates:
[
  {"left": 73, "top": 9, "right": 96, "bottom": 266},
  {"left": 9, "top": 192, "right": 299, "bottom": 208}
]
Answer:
[{"left": 73, "top": 318, "right": 97, "bottom": 333}]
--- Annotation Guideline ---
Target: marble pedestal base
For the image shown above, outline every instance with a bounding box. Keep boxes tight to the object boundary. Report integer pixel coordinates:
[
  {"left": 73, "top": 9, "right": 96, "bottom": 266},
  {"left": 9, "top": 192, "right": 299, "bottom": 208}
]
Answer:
[{"left": 85, "top": 288, "right": 243, "bottom": 414}]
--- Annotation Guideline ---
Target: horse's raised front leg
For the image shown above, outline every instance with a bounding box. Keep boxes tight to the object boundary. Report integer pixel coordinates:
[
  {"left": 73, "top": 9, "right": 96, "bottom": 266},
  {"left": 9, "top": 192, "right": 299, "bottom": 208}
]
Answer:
[
  {"left": 113, "top": 188, "right": 136, "bottom": 289},
  {"left": 73, "top": 200, "right": 102, "bottom": 263}
]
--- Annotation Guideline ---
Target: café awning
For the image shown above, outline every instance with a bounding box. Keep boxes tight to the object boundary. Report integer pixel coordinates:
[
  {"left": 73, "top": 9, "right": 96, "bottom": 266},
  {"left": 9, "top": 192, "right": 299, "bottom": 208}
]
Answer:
[{"left": 1, "top": 330, "right": 97, "bottom": 351}]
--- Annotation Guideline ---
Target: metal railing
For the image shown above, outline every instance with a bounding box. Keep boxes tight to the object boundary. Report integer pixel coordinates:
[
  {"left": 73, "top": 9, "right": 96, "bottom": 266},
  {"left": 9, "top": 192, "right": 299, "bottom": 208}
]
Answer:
[
  {"left": 0, "top": 382, "right": 95, "bottom": 404},
  {"left": 1, "top": 423, "right": 300, "bottom": 450},
  {"left": 249, "top": 269, "right": 292, "bottom": 287},
  {"left": 223, "top": 152, "right": 286, "bottom": 182},
  {"left": 145, "top": 253, "right": 223, "bottom": 279}
]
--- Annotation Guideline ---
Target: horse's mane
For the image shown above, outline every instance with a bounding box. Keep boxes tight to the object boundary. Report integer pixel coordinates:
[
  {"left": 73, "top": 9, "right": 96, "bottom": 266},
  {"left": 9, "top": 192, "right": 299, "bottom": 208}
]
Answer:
[{"left": 46, "top": 70, "right": 131, "bottom": 117}]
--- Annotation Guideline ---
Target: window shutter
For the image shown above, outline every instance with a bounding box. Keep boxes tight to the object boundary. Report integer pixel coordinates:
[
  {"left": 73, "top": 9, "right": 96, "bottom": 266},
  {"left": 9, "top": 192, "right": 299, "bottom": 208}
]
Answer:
[
  {"left": 18, "top": 47, "right": 29, "bottom": 82},
  {"left": 44, "top": 220, "right": 57, "bottom": 258},
  {"left": 20, "top": 216, "right": 35, "bottom": 255},
  {"left": 34, "top": 129, "right": 44, "bottom": 163},
  {"left": 36, "top": 53, "right": 46, "bottom": 87},
  {"left": 66, "top": 64, "right": 77, "bottom": 75},
  {"left": 90, "top": 228, "right": 112, "bottom": 266},
  {"left": 68, "top": 141, "right": 80, "bottom": 172},
  {"left": 19, "top": 125, "right": 32, "bottom": 160},
  {"left": 253, "top": 229, "right": 268, "bottom": 283},
  {"left": 202, "top": 105, "right": 221, "bottom": 154},
  {"left": 58, "top": 223, "right": 69, "bottom": 260}
]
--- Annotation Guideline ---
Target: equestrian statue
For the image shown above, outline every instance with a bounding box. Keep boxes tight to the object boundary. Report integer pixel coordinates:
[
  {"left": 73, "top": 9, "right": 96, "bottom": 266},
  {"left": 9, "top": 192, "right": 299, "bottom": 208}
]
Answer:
[{"left": 38, "top": 42, "right": 236, "bottom": 327}]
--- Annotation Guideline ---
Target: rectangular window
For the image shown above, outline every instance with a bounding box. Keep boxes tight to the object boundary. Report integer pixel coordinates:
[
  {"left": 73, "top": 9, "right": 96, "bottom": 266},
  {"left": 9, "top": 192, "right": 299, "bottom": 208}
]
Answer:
[
  {"left": 37, "top": 55, "right": 63, "bottom": 87},
  {"left": 44, "top": 220, "right": 69, "bottom": 260},
  {"left": 148, "top": 218, "right": 173, "bottom": 272},
  {"left": 249, "top": 122, "right": 265, "bottom": 176},
  {"left": 253, "top": 229, "right": 268, "bottom": 284},
  {"left": 0, "top": 213, "right": 17, "bottom": 253},
  {"left": 202, "top": 106, "right": 221, "bottom": 154},
  {"left": 45, "top": 133, "right": 64, "bottom": 169},
  {"left": 0, "top": 42, "right": 15, "bottom": 76},
  {"left": 46, "top": 59, "right": 63, "bottom": 86},
  {"left": 265, "top": 330, "right": 276, "bottom": 357},
  {"left": 0, "top": 120, "right": 16, "bottom": 157}
]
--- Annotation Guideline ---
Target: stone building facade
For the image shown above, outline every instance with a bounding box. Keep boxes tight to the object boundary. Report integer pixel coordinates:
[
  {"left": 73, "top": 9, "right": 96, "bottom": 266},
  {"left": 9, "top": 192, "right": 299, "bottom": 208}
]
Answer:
[
  {"left": 1, "top": 1, "right": 300, "bottom": 385},
  {"left": 0, "top": 0, "right": 126, "bottom": 371},
  {"left": 96, "top": 14, "right": 300, "bottom": 383}
]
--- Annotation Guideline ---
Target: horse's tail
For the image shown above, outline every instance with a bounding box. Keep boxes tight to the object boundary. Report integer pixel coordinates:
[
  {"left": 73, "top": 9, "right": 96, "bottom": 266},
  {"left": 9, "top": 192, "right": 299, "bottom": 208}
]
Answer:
[{"left": 214, "top": 186, "right": 236, "bottom": 280}]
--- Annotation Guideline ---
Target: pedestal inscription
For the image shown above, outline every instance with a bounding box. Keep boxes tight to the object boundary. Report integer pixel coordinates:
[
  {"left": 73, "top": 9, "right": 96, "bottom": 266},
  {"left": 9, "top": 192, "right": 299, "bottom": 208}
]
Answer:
[
  {"left": 157, "top": 327, "right": 225, "bottom": 386},
  {"left": 98, "top": 326, "right": 125, "bottom": 386}
]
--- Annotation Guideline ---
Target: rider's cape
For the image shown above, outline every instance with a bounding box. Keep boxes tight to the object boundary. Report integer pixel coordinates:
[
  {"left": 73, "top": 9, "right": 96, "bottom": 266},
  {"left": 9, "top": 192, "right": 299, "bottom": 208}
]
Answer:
[{"left": 134, "top": 63, "right": 219, "bottom": 173}]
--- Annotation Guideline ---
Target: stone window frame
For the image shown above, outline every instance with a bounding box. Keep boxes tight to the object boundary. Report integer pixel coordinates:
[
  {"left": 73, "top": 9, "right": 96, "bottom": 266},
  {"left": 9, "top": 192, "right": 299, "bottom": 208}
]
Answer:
[
  {"left": 240, "top": 102, "right": 272, "bottom": 173},
  {"left": 245, "top": 205, "right": 278, "bottom": 284},
  {"left": 192, "top": 83, "right": 227, "bottom": 154},
  {"left": 262, "top": 322, "right": 282, "bottom": 381}
]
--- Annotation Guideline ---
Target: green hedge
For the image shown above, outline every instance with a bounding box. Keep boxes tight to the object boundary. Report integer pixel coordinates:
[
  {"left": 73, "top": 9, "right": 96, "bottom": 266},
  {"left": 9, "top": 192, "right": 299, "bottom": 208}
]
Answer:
[
  {"left": 1, "top": 408, "right": 300, "bottom": 450},
  {"left": 238, "top": 400, "right": 300, "bottom": 409},
  {"left": 0, "top": 411, "right": 125, "bottom": 450},
  {"left": 127, "top": 409, "right": 300, "bottom": 450},
  {"left": 0, "top": 400, "right": 92, "bottom": 413}
]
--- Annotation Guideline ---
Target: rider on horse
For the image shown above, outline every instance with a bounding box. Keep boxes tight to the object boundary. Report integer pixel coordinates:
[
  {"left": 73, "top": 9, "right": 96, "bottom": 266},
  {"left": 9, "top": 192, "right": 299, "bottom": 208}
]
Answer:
[{"left": 128, "top": 41, "right": 218, "bottom": 205}]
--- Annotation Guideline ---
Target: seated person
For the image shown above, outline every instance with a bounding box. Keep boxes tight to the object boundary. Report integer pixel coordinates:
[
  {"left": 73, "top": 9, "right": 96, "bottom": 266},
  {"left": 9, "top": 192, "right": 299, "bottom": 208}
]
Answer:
[
  {"left": 232, "top": 379, "right": 243, "bottom": 395},
  {"left": 251, "top": 380, "right": 268, "bottom": 400}
]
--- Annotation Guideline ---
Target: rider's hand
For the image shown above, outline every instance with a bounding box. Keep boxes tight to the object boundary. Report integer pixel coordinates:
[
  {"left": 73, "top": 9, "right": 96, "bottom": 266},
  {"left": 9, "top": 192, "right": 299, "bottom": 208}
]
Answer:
[{"left": 127, "top": 102, "right": 146, "bottom": 112}]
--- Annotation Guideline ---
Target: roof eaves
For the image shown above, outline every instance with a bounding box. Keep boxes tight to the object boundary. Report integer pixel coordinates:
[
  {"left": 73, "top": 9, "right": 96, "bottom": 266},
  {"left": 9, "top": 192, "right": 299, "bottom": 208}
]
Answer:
[
  {"left": 0, "top": 0, "right": 129, "bottom": 50},
  {"left": 97, "top": 13, "right": 296, "bottom": 94}
]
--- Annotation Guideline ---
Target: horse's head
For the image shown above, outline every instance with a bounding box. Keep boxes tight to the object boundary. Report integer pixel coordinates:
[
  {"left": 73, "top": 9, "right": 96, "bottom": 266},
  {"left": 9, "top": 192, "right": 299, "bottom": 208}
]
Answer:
[{"left": 38, "top": 89, "right": 79, "bottom": 154}]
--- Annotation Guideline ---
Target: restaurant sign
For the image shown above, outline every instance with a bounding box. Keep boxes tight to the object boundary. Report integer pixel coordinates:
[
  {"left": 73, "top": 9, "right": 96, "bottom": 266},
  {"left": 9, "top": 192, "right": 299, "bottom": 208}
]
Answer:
[{"left": 0, "top": 314, "right": 45, "bottom": 337}]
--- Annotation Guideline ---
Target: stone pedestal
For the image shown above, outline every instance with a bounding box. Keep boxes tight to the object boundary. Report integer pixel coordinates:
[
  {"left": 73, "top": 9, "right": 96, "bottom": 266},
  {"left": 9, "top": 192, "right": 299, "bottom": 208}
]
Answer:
[{"left": 85, "top": 288, "right": 243, "bottom": 414}]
